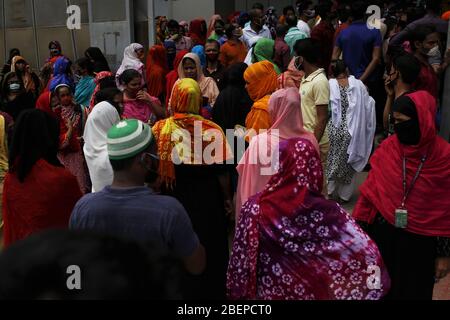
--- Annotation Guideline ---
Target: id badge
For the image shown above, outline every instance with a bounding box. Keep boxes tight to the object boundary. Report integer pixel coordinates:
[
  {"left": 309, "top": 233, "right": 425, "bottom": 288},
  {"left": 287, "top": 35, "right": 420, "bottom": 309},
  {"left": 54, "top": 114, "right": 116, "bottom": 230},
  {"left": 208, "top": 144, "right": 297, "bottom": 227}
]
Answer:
[{"left": 395, "top": 209, "right": 408, "bottom": 229}]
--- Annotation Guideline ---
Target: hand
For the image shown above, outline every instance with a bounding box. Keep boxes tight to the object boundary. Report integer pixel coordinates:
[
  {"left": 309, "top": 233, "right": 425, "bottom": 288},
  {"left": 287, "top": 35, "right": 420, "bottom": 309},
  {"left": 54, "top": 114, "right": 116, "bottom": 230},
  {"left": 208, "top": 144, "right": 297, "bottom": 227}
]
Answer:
[
  {"left": 65, "top": 117, "right": 74, "bottom": 129},
  {"left": 224, "top": 199, "right": 234, "bottom": 218},
  {"left": 435, "top": 257, "right": 450, "bottom": 282},
  {"left": 137, "top": 90, "right": 153, "bottom": 103},
  {"left": 384, "top": 77, "right": 394, "bottom": 97}
]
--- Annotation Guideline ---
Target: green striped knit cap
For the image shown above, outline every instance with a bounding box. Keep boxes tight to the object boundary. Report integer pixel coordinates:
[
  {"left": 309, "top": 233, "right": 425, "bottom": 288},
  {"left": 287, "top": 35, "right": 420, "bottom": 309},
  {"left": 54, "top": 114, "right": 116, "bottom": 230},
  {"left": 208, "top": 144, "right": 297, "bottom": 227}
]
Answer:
[{"left": 107, "top": 119, "right": 153, "bottom": 160}]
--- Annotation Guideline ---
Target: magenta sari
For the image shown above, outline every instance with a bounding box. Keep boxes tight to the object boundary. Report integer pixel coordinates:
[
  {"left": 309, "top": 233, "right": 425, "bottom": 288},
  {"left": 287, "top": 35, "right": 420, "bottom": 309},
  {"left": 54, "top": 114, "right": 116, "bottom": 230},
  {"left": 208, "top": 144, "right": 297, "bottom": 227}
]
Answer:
[{"left": 227, "top": 138, "right": 390, "bottom": 300}]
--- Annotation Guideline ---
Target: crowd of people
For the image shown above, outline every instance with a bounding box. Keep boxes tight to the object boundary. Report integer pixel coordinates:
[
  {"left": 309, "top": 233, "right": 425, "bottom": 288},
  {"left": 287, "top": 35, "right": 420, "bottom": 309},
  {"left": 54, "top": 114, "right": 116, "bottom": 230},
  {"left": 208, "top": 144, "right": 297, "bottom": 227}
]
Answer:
[{"left": 0, "top": 0, "right": 449, "bottom": 300}]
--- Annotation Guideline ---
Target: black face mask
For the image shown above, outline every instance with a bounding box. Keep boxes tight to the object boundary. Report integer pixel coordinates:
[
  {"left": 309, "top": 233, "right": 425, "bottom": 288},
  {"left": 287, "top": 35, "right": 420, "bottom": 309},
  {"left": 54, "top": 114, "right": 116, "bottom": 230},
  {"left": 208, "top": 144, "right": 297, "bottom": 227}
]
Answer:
[{"left": 394, "top": 119, "right": 421, "bottom": 146}]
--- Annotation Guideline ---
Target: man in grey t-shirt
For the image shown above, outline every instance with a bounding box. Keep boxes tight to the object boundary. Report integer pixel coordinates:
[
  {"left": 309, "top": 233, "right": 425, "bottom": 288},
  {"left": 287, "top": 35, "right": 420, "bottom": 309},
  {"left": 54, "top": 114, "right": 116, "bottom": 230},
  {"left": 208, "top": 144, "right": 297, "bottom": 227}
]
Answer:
[{"left": 70, "top": 119, "right": 205, "bottom": 275}]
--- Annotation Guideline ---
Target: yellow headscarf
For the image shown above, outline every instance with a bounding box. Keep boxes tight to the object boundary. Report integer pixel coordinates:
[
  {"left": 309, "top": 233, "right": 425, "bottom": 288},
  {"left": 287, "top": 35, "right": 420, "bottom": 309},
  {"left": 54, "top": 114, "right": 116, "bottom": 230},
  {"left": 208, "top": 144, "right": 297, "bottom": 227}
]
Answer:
[{"left": 153, "top": 78, "right": 232, "bottom": 188}]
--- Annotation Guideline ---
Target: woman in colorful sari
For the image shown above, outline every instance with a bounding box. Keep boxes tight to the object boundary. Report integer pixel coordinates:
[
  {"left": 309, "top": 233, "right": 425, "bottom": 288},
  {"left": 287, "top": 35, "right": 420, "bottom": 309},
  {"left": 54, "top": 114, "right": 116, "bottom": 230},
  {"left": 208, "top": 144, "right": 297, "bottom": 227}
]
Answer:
[
  {"left": 353, "top": 89, "right": 450, "bottom": 300},
  {"left": 84, "top": 88, "right": 122, "bottom": 193},
  {"left": 244, "top": 61, "right": 278, "bottom": 134},
  {"left": 119, "top": 69, "right": 164, "bottom": 125},
  {"left": 115, "top": 43, "right": 146, "bottom": 89},
  {"left": 252, "top": 38, "right": 282, "bottom": 75},
  {"left": 11, "top": 56, "right": 41, "bottom": 98},
  {"left": 88, "top": 71, "right": 115, "bottom": 110},
  {"left": 54, "top": 84, "right": 89, "bottom": 194},
  {"left": 74, "top": 57, "right": 96, "bottom": 108},
  {"left": 236, "top": 87, "right": 319, "bottom": 219},
  {"left": 49, "top": 56, "right": 74, "bottom": 93},
  {"left": 174, "top": 53, "right": 219, "bottom": 109},
  {"left": 2, "top": 109, "right": 82, "bottom": 247},
  {"left": 153, "top": 78, "right": 233, "bottom": 299},
  {"left": 145, "top": 45, "right": 168, "bottom": 103},
  {"left": 189, "top": 18, "right": 207, "bottom": 46},
  {"left": 228, "top": 138, "right": 391, "bottom": 300}
]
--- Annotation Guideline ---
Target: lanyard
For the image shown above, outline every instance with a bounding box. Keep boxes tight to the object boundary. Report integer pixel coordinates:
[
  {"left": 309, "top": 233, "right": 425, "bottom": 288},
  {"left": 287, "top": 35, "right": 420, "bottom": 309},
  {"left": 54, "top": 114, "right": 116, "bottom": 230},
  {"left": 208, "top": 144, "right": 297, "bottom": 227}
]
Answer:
[{"left": 401, "top": 155, "right": 426, "bottom": 209}]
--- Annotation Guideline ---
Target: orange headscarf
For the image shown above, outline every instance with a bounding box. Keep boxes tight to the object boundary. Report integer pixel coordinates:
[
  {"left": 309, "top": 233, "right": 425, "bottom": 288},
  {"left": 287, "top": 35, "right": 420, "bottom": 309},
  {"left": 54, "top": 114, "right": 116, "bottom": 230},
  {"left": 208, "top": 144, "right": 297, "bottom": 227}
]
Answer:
[
  {"left": 146, "top": 45, "right": 168, "bottom": 99},
  {"left": 244, "top": 61, "right": 278, "bottom": 135},
  {"left": 11, "top": 56, "right": 37, "bottom": 94},
  {"left": 153, "top": 78, "right": 232, "bottom": 188}
]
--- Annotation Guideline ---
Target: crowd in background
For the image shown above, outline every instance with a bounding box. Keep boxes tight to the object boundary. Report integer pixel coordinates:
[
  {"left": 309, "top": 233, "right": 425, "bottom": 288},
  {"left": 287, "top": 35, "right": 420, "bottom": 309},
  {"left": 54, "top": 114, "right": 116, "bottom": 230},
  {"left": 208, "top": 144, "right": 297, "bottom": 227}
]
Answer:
[{"left": 0, "top": 0, "right": 449, "bottom": 300}]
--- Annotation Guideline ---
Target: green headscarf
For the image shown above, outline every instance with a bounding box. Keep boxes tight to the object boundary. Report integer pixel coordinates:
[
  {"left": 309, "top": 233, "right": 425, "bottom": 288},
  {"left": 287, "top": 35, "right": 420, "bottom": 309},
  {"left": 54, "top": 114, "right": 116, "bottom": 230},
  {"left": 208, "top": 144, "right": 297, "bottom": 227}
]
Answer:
[{"left": 252, "top": 38, "right": 281, "bottom": 75}]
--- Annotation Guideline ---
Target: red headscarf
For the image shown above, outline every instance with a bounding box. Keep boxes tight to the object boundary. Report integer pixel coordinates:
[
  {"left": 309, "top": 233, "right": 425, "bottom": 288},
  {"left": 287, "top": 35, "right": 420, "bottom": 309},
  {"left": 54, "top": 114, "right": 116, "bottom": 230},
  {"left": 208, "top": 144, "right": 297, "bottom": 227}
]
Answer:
[
  {"left": 146, "top": 45, "right": 168, "bottom": 99},
  {"left": 36, "top": 92, "right": 56, "bottom": 118},
  {"left": 89, "top": 71, "right": 114, "bottom": 110},
  {"left": 189, "top": 19, "right": 207, "bottom": 46},
  {"left": 354, "top": 90, "right": 450, "bottom": 237},
  {"left": 165, "top": 50, "right": 188, "bottom": 108}
]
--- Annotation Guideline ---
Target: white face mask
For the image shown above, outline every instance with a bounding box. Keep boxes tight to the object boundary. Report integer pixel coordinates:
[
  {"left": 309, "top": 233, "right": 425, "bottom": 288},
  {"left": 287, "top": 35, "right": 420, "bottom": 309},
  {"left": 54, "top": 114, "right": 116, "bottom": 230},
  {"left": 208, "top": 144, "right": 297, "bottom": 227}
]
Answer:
[{"left": 427, "top": 45, "right": 440, "bottom": 57}]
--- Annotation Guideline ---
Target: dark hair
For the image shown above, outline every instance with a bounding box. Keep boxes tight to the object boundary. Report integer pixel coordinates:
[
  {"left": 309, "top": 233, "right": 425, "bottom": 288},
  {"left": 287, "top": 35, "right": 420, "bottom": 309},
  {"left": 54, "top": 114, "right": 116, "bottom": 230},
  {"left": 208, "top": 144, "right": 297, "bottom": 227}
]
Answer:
[
  {"left": 409, "top": 24, "right": 438, "bottom": 50},
  {"left": 332, "top": 60, "right": 347, "bottom": 78},
  {"left": 252, "top": 2, "right": 264, "bottom": 11},
  {"left": 337, "top": 4, "right": 352, "bottom": 23},
  {"left": 9, "top": 109, "right": 61, "bottom": 182},
  {"left": 85, "top": 47, "right": 111, "bottom": 72},
  {"left": 214, "top": 19, "right": 225, "bottom": 28},
  {"left": 0, "top": 230, "right": 184, "bottom": 299},
  {"left": 167, "top": 19, "right": 179, "bottom": 30},
  {"left": 109, "top": 157, "right": 136, "bottom": 172},
  {"left": 119, "top": 69, "right": 142, "bottom": 85},
  {"left": 225, "top": 24, "right": 235, "bottom": 39},
  {"left": 276, "top": 24, "right": 289, "bottom": 37},
  {"left": 298, "top": 0, "right": 313, "bottom": 15},
  {"left": 95, "top": 87, "right": 122, "bottom": 105},
  {"left": 249, "top": 9, "right": 263, "bottom": 20},
  {"left": 425, "top": 0, "right": 441, "bottom": 14},
  {"left": 205, "top": 39, "right": 220, "bottom": 49},
  {"left": 75, "top": 57, "right": 94, "bottom": 75},
  {"left": 294, "top": 38, "right": 320, "bottom": 64},
  {"left": 94, "top": 87, "right": 122, "bottom": 115},
  {"left": 351, "top": 1, "right": 368, "bottom": 21},
  {"left": 99, "top": 76, "right": 117, "bottom": 90},
  {"left": 283, "top": 5, "right": 296, "bottom": 16},
  {"left": 286, "top": 14, "right": 298, "bottom": 28},
  {"left": 7, "top": 48, "right": 20, "bottom": 64},
  {"left": 392, "top": 53, "right": 421, "bottom": 85},
  {"left": 315, "top": 1, "right": 332, "bottom": 20}
]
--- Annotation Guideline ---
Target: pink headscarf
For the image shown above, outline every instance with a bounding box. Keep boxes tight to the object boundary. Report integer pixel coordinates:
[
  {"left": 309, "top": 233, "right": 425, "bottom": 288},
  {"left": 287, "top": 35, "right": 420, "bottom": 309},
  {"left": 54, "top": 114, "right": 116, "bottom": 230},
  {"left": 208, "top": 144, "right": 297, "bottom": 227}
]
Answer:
[
  {"left": 207, "top": 14, "right": 223, "bottom": 38},
  {"left": 278, "top": 58, "right": 304, "bottom": 89},
  {"left": 236, "top": 88, "right": 318, "bottom": 218}
]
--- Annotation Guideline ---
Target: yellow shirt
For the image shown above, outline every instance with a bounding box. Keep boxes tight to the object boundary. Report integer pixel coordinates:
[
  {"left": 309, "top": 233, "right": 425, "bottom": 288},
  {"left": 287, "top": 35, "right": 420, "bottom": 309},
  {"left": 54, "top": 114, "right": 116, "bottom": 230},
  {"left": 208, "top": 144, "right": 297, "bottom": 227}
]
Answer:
[{"left": 299, "top": 68, "right": 330, "bottom": 146}]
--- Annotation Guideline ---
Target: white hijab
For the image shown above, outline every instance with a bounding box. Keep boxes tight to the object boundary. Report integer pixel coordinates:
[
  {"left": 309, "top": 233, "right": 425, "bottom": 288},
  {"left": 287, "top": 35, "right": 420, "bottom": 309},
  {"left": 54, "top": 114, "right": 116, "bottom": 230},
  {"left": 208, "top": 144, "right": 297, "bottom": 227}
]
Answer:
[
  {"left": 83, "top": 101, "right": 121, "bottom": 192},
  {"left": 115, "top": 43, "right": 145, "bottom": 88}
]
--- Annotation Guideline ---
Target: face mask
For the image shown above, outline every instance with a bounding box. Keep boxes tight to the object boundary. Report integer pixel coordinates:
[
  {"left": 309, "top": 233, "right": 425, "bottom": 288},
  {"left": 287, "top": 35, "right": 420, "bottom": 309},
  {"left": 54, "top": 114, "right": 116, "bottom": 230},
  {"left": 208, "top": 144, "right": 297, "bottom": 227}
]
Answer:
[
  {"left": 394, "top": 119, "right": 421, "bottom": 146},
  {"left": 9, "top": 82, "right": 21, "bottom": 91},
  {"left": 206, "top": 53, "right": 219, "bottom": 62},
  {"left": 51, "top": 49, "right": 60, "bottom": 56},
  {"left": 426, "top": 45, "right": 440, "bottom": 57},
  {"left": 304, "top": 10, "right": 316, "bottom": 18}
]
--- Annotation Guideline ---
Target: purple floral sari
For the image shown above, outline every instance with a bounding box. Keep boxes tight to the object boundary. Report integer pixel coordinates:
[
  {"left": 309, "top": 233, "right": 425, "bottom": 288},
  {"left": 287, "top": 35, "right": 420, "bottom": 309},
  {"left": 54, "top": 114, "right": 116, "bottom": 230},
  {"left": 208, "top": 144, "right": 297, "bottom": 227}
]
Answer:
[{"left": 227, "top": 138, "right": 390, "bottom": 300}]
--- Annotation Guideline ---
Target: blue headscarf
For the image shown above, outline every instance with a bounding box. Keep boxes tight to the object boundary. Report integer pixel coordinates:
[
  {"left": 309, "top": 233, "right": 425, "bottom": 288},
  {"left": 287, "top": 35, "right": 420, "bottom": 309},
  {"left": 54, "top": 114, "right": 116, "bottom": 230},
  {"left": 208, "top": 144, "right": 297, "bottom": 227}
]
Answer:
[
  {"left": 74, "top": 75, "right": 96, "bottom": 107},
  {"left": 191, "top": 45, "right": 206, "bottom": 68},
  {"left": 49, "top": 56, "right": 74, "bottom": 92},
  {"left": 164, "top": 40, "right": 177, "bottom": 70}
]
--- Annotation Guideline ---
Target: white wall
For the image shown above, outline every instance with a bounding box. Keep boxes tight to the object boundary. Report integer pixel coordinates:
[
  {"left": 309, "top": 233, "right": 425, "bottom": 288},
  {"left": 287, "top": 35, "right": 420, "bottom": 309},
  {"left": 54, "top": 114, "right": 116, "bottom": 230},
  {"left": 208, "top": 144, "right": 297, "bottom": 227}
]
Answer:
[{"left": 171, "top": 0, "right": 215, "bottom": 22}]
